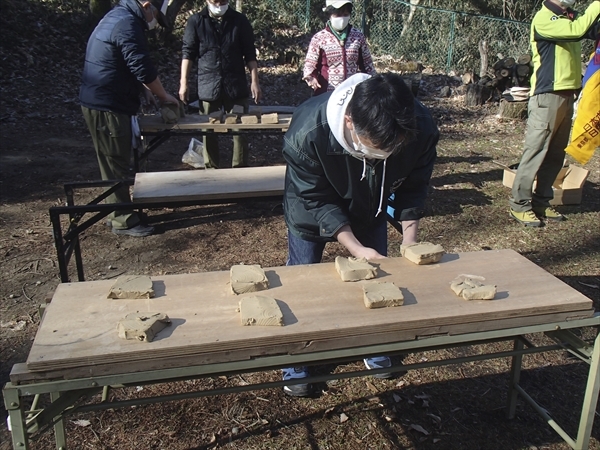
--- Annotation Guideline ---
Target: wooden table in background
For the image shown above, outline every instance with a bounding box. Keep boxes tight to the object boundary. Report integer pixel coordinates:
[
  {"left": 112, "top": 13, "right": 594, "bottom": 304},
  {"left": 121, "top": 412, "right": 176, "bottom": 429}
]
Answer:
[{"left": 136, "top": 110, "right": 293, "bottom": 172}]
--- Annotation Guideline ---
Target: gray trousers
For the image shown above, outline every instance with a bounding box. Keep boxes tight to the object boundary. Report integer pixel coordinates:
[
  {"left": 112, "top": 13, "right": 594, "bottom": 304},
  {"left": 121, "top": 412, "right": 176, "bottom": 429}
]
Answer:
[
  {"left": 81, "top": 106, "right": 140, "bottom": 229},
  {"left": 509, "top": 92, "right": 574, "bottom": 212},
  {"left": 201, "top": 96, "right": 249, "bottom": 168}
]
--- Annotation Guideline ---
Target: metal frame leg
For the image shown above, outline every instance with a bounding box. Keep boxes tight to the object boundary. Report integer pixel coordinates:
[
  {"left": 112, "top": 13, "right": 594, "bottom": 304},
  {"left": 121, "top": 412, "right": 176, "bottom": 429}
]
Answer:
[
  {"left": 3, "top": 385, "right": 30, "bottom": 449},
  {"left": 507, "top": 337, "right": 524, "bottom": 419},
  {"left": 50, "top": 391, "right": 67, "bottom": 450},
  {"left": 574, "top": 330, "right": 600, "bottom": 450}
]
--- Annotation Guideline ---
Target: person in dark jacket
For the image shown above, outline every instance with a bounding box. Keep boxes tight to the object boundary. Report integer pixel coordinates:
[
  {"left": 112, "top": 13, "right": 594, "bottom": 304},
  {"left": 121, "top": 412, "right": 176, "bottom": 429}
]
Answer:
[
  {"left": 80, "top": 0, "right": 178, "bottom": 237},
  {"left": 179, "top": 0, "right": 262, "bottom": 169},
  {"left": 281, "top": 73, "right": 439, "bottom": 397}
]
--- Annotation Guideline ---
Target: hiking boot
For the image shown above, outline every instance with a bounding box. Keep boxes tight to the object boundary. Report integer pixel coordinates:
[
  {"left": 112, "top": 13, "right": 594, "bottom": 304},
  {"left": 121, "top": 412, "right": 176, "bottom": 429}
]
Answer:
[
  {"left": 112, "top": 224, "right": 154, "bottom": 237},
  {"left": 510, "top": 209, "right": 542, "bottom": 227},
  {"left": 364, "top": 356, "right": 393, "bottom": 379},
  {"left": 533, "top": 206, "right": 565, "bottom": 222},
  {"left": 282, "top": 367, "right": 311, "bottom": 397}
]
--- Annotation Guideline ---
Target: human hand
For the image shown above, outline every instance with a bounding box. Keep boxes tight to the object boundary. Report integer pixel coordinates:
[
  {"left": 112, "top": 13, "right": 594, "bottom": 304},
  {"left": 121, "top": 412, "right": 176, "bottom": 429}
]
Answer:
[
  {"left": 143, "top": 86, "right": 158, "bottom": 108},
  {"left": 351, "top": 246, "right": 387, "bottom": 261},
  {"left": 305, "top": 76, "right": 321, "bottom": 91},
  {"left": 251, "top": 81, "right": 262, "bottom": 104},
  {"left": 161, "top": 93, "right": 180, "bottom": 106},
  {"left": 178, "top": 84, "right": 188, "bottom": 104}
]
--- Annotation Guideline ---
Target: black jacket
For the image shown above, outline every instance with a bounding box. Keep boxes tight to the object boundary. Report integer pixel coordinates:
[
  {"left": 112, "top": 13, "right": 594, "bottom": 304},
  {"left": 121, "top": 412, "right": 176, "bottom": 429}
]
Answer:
[
  {"left": 283, "top": 93, "right": 438, "bottom": 242},
  {"left": 181, "top": 7, "right": 257, "bottom": 101},
  {"left": 79, "top": 0, "right": 157, "bottom": 115}
]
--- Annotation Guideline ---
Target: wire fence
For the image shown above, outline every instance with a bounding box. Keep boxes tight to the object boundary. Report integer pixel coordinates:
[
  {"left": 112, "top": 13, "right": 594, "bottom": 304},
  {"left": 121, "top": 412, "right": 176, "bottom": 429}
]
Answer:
[
  {"left": 258, "top": 0, "right": 593, "bottom": 74},
  {"left": 359, "top": 1, "right": 531, "bottom": 74}
]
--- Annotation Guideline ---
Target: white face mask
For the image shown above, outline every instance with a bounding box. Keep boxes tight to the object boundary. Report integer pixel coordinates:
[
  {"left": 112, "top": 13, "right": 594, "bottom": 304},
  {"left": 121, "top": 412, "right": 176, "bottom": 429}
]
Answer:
[
  {"left": 208, "top": 3, "right": 228, "bottom": 16},
  {"left": 147, "top": 17, "right": 158, "bottom": 30},
  {"left": 560, "top": 0, "right": 575, "bottom": 7},
  {"left": 351, "top": 129, "right": 390, "bottom": 160},
  {"left": 330, "top": 16, "right": 350, "bottom": 32}
]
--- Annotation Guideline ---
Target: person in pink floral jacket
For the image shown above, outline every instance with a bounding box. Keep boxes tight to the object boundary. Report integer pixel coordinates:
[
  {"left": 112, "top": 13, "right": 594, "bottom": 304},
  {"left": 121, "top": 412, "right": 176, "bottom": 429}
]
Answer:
[{"left": 303, "top": 0, "right": 376, "bottom": 96}]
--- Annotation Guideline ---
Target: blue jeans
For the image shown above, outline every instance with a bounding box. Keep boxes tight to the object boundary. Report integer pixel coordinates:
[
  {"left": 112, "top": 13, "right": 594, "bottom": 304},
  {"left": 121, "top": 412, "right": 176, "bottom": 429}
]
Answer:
[
  {"left": 287, "top": 219, "right": 388, "bottom": 266},
  {"left": 283, "top": 220, "right": 390, "bottom": 384}
]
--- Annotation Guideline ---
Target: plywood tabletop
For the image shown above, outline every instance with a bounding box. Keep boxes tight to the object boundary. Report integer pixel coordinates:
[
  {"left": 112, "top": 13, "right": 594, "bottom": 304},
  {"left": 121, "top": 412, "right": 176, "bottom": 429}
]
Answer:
[
  {"left": 132, "top": 165, "right": 286, "bottom": 203},
  {"left": 25, "top": 250, "right": 594, "bottom": 377}
]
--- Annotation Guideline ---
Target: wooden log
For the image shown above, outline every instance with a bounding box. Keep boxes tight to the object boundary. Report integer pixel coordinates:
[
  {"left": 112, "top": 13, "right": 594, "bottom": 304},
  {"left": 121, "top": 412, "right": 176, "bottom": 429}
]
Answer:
[
  {"left": 516, "top": 64, "right": 530, "bottom": 77},
  {"left": 478, "top": 39, "right": 488, "bottom": 77},
  {"left": 477, "top": 75, "right": 493, "bottom": 86},
  {"left": 462, "top": 72, "right": 474, "bottom": 85},
  {"left": 517, "top": 54, "right": 531, "bottom": 65},
  {"left": 504, "top": 57, "right": 516, "bottom": 68},
  {"left": 498, "top": 99, "right": 528, "bottom": 119},
  {"left": 465, "top": 84, "right": 492, "bottom": 106},
  {"left": 500, "top": 68, "right": 510, "bottom": 78},
  {"left": 493, "top": 58, "right": 506, "bottom": 71}
]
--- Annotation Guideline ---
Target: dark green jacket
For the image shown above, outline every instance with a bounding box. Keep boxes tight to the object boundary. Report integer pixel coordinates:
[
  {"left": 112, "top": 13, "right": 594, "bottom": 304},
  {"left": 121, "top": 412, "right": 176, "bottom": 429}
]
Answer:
[{"left": 283, "top": 92, "right": 438, "bottom": 242}]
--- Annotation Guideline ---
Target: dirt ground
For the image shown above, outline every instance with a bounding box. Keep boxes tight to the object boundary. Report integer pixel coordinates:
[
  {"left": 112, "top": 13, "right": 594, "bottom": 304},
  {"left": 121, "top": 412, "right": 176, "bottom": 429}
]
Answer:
[{"left": 1, "top": 2, "right": 600, "bottom": 449}]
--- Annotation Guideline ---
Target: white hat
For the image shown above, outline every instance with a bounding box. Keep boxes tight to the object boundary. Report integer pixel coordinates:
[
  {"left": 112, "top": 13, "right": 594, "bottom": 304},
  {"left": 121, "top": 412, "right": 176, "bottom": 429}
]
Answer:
[{"left": 325, "top": 0, "right": 353, "bottom": 9}]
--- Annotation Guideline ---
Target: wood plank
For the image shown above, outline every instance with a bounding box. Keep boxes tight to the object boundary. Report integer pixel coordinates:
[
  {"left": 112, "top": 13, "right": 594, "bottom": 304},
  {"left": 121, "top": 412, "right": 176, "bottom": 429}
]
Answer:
[
  {"left": 132, "top": 165, "right": 286, "bottom": 204},
  {"left": 138, "top": 114, "right": 292, "bottom": 133},
  {"left": 12, "top": 310, "right": 591, "bottom": 383},
  {"left": 24, "top": 250, "right": 594, "bottom": 377}
]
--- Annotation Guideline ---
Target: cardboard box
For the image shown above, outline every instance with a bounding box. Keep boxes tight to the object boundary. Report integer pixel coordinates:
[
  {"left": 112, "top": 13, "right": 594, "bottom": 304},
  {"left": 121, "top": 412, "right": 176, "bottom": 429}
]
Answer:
[{"left": 500, "top": 163, "right": 589, "bottom": 205}]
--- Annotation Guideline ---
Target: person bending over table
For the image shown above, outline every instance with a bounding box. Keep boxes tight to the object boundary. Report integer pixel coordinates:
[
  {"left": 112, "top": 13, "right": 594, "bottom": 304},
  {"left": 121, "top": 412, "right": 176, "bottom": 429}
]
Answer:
[
  {"left": 281, "top": 73, "right": 439, "bottom": 397},
  {"left": 179, "top": 0, "right": 262, "bottom": 169},
  {"left": 79, "top": 0, "right": 178, "bottom": 237}
]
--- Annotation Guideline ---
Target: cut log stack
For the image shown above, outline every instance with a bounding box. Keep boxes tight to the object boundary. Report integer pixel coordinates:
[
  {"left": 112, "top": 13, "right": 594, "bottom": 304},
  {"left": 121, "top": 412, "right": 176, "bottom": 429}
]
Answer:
[
  {"left": 496, "top": 54, "right": 532, "bottom": 119},
  {"left": 464, "top": 54, "right": 532, "bottom": 108},
  {"left": 494, "top": 54, "right": 532, "bottom": 91}
]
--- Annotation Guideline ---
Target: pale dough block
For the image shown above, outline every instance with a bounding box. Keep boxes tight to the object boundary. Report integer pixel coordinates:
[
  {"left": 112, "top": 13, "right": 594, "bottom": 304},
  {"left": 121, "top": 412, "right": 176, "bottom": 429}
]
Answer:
[
  {"left": 239, "top": 295, "right": 284, "bottom": 326},
  {"left": 160, "top": 101, "right": 185, "bottom": 124},
  {"left": 363, "top": 282, "right": 404, "bottom": 309},
  {"left": 231, "top": 105, "right": 245, "bottom": 114},
  {"left": 108, "top": 275, "right": 154, "bottom": 299},
  {"left": 160, "top": 105, "right": 178, "bottom": 124},
  {"left": 208, "top": 111, "right": 223, "bottom": 123},
  {"left": 117, "top": 312, "right": 171, "bottom": 342},
  {"left": 224, "top": 113, "right": 238, "bottom": 124},
  {"left": 402, "top": 242, "right": 445, "bottom": 265},
  {"left": 240, "top": 114, "right": 259, "bottom": 124},
  {"left": 261, "top": 112, "right": 279, "bottom": 124},
  {"left": 450, "top": 274, "right": 496, "bottom": 300},
  {"left": 230, "top": 264, "right": 269, "bottom": 294},
  {"left": 462, "top": 285, "right": 496, "bottom": 300},
  {"left": 335, "top": 256, "right": 377, "bottom": 282}
]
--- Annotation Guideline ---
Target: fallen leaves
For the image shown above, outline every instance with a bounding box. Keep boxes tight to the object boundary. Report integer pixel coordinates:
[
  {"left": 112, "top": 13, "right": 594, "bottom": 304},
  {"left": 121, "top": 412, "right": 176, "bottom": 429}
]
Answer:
[
  {"left": 0, "top": 320, "right": 26, "bottom": 331},
  {"left": 71, "top": 419, "right": 91, "bottom": 427},
  {"left": 365, "top": 381, "right": 379, "bottom": 393},
  {"left": 409, "top": 423, "right": 430, "bottom": 435}
]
